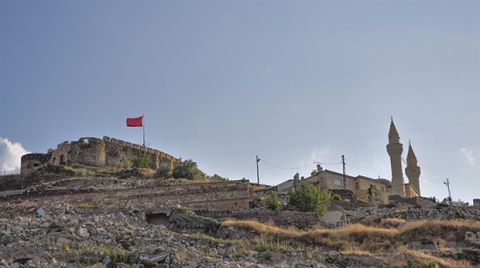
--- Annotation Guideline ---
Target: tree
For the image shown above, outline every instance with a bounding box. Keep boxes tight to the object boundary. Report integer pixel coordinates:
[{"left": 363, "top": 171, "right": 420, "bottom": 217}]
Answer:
[
  {"left": 287, "top": 183, "right": 331, "bottom": 216},
  {"left": 265, "top": 191, "right": 281, "bottom": 211},
  {"left": 155, "top": 161, "right": 171, "bottom": 179},
  {"left": 172, "top": 159, "right": 205, "bottom": 180}
]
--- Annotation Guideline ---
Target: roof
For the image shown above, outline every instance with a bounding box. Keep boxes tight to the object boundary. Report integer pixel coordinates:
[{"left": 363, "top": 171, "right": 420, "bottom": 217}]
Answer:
[
  {"left": 312, "top": 169, "right": 356, "bottom": 179},
  {"left": 307, "top": 169, "right": 391, "bottom": 185},
  {"left": 355, "top": 175, "right": 391, "bottom": 185}
]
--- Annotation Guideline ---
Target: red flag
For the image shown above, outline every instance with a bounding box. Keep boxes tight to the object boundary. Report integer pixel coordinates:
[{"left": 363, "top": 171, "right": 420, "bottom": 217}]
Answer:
[{"left": 126, "top": 116, "right": 143, "bottom": 127}]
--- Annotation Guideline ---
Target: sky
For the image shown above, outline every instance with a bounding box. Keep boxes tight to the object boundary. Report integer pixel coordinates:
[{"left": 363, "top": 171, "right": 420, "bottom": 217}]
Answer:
[{"left": 1, "top": 0, "right": 479, "bottom": 202}]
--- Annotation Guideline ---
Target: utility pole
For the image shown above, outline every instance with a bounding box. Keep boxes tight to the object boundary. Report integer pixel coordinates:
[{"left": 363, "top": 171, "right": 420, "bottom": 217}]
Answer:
[
  {"left": 443, "top": 178, "right": 452, "bottom": 205},
  {"left": 342, "top": 155, "right": 346, "bottom": 189},
  {"left": 256, "top": 155, "right": 261, "bottom": 184}
]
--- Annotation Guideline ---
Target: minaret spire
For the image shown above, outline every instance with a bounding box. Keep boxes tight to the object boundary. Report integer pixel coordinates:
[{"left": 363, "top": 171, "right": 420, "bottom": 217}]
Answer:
[
  {"left": 405, "top": 141, "right": 421, "bottom": 196},
  {"left": 387, "top": 118, "right": 405, "bottom": 197},
  {"left": 388, "top": 118, "right": 400, "bottom": 143},
  {"left": 407, "top": 142, "right": 417, "bottom": 166}
]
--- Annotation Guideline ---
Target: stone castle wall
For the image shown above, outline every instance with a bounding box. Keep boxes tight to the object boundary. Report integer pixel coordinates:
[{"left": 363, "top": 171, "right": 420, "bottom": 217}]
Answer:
[
  {"left": 49, "top": 141, "right": 72, "bottom": 166},
  {"left": 69, "top": 138, "right": 106, "bottom": 167},
  {"left": 102, "top": 137, "right": 177, "bottom": 168},
  {"left": 474, "top": 199, "right": 480, "bottom": 208},
  {"left": 21, "top": 136, "right": 179, "bottom": 174},
  {"left": 20, "top": 153, "right": 51, "bottom": 175}
]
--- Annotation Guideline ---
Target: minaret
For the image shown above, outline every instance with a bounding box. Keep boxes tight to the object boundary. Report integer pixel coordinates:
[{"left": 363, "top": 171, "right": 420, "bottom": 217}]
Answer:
[
  {"left": 405, "top": 142, "right": 421, "bottom": 196},
  {"left": 386, "top": 118, "right": 405, "bottom": 197}
]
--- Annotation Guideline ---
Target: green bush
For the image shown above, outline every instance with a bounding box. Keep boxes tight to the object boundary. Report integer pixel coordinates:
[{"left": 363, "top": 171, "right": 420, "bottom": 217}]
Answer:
[
  {"left": 131, "top": 155, "right": 156, "bottom": 169},
  {"left": 155, "top": 162, "right": 171, "bottom": 179},
  {"left": 266, "top": 191, "right": 281, "bottom": 211},
  {"left": 287, "top": 183, "right": 331, "bottom": 216},
  {"left": 333, "top": 193, "right": 342, "bottom": 201},
  {"left": 172, "top": 159, "right": 205, "bottom": 180},
  {"left": 210, "top": 174, "right": 228, "bottom": 182}
]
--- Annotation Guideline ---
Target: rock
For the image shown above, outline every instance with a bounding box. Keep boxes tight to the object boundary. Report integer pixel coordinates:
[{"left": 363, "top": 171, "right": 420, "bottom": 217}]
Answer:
[
  {"left": 35, "top": 208, "right": 46, "bottom": 217},
  {"left": 168, "top": 207, "right": 220, "bottom": 234},
  {"left": 13, "top": 257, "right": 31, "bottom": 265},
  {"left": 150, "top": 253, "right": 170, "bottom": 263},
  {"left": 15, "top": 200, "right": 38, "bottom": 208},
  {"left": 466, "top": 231, "right": 480, "bottom": 245},
  {"left": 102, "top": 256, "right": 111, "bottom": 266},
  {"left": 77, "top": 226, "right": 90, "bottom": 239}
]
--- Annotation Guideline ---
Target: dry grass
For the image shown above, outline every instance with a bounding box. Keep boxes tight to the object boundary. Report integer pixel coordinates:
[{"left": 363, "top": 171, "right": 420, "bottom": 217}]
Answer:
[
  {"left": 380, "top": 218, "right": 406, "bottom": 228},
  {"left": 397, "top": 246, "right": 471, "bottom": 268},
  {"left": 251, "top": 234, "right": 293, "bottom": 253},
  {"left": 399, "top": 219, "right": 480, "bottom": 234},
  {"left": 222, "top": 219, "right": 299, "bottom": 237},
  {"left": 399, "top": 219, "right": 480, "bottom": 243},
  {"left": 222, "top": 220, "right": 398, "bottom": 251},
  {"left": 340, "top": 246, "right": 373, "bottom": 257},
  {"left": 221, "top": 218, "right": 480, "bottom": 262}
]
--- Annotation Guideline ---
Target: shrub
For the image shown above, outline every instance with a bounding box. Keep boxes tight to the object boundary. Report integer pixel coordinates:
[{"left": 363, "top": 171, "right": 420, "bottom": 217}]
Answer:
[
  {"left": 210, "top": 174, "right": 228, "bottom": 182},
  {"left": 287, "top": 183, "right": 331, "bottom": 216},
  {"left": 155, "top": 162, "right": 171, "bottom": 179},
  {"left": 172, "top": 159, "right": 205, "bottom": 180},
  {"left": 265, "top": 191, "right": 281, "bottom": 211},
  {"left": 333, "top": 194, "right": 342, "bottom": 201},
  {"left": 131, "top": 155, "right": 156, "bottom": 169}
]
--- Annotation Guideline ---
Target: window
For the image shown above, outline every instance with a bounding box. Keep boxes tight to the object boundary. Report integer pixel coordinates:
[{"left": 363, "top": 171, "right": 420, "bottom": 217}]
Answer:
[{"left": 334, "top": 179, "right": 343, "bottom": 186}]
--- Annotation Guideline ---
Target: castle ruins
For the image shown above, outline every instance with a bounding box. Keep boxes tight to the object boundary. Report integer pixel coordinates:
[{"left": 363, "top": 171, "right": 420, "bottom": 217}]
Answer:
[{"left": 20, "top": 136, "right": 179, "bottom": 175}]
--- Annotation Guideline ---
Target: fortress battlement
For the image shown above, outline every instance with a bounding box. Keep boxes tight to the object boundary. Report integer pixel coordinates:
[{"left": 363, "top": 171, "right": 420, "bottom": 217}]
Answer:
[{"left": 21, "top": 136, "right": 179, "bottom": 175}]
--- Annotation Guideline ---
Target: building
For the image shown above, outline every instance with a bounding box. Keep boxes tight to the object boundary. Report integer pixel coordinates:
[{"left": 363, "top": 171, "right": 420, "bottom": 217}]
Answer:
[
  {"left": 473, "top": 199, "right": 480, "bottom": 208},
  {"left": 387, "top": 119, "right": 421, "bottom": 198},
  {"left": 274, "top": 118, "right": 423, "bottom": 203},
  {"left": 21, "top": 136, "right": 179, "bottom": 175},
  {"left": 275, "top": 166, "right": 391, "bottom": 204}
]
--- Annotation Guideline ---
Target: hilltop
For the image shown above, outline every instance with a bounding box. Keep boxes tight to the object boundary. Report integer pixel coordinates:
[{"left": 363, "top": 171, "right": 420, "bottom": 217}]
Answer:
[{"left": 1, "top": 164, "right": 480, "bottom": 267}]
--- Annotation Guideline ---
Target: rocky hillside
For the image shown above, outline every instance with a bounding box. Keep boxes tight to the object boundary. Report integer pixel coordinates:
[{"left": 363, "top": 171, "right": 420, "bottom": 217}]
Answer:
[
  {"left": 1, "top": 197, "right": 480, "bottom": 267},
  {"left": 1, "top": 168, "right": 480, "bottom": 267}
]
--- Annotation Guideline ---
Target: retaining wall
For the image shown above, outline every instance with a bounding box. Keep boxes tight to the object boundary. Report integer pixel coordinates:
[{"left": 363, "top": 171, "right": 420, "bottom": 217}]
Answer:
[{"left": 14, "top": 181, "right": 251, "bottom": 212}]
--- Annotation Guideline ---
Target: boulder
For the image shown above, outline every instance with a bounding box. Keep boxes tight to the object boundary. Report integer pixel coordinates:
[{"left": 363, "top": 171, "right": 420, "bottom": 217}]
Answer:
[{"left": 168, "top": 207, "right": 219, "bottom": 234}]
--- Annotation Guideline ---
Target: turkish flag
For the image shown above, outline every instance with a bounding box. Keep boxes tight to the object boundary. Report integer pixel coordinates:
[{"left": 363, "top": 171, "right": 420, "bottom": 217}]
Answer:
[{"left": 126, "top": 116, "right": 143, "bottom": 127}]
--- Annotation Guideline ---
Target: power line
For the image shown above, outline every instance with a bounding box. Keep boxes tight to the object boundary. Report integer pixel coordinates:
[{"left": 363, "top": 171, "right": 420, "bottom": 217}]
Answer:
[
  {"left": 260, "top": 159, "right": 312, "bottom": 170},
  {"left": 261, "top": 158, "right": 341, "bottom": 171},
  {"left": 313, "top": 161, "right": 343, "bottom": 165}
]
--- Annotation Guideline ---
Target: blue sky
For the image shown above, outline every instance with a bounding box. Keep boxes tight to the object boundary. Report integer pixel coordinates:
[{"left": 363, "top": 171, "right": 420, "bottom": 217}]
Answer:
[{"left": 1, "top": 0, "right": 479, "bottom": 202}]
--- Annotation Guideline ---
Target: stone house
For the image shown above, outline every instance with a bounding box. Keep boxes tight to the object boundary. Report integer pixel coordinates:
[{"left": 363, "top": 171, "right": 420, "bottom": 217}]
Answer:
[{"left": 275, "top": 167, "right": 392, "bottom": 204}]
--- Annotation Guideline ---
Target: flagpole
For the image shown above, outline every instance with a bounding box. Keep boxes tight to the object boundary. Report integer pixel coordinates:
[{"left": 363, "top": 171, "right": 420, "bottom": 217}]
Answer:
[{"left": 142, "top": 114, "right": 145, "bottom": 147}]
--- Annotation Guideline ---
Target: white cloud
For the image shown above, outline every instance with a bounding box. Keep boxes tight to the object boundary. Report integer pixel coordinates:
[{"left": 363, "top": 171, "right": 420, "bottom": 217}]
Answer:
[
  {"left": 460, "top": 147, "right": 476, "bottom": 167},
  {"left": 0, "top": 138, "right": 30, "bottom": 173}
]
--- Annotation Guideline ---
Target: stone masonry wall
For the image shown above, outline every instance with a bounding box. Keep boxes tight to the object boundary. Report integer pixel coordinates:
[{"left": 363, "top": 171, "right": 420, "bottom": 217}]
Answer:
[
  {"left": 18, "top": 181, "right": 251, "bottom": 212},
  {"left": 198, "top": 210, "right": 322, "bottom": 228},
  {"left": 69, "top": 138, "right": 106, "bottom": 167},
  {"left": 20, "top": 153, "right": 51, "bottom": 175},
  {"left": 103, "top": 137, "right": 178, "bottom": 168},
  {"left": 21, "top": 136, "right": 179, "bottom": 173},
  {"left": 49, "top": 142, "right": 72, "bottom": 166},
  {"left": 474, "top": 199, "right": 480, "bottom": 208}
]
